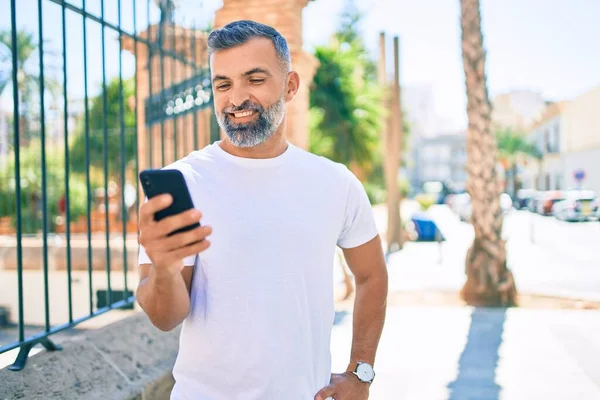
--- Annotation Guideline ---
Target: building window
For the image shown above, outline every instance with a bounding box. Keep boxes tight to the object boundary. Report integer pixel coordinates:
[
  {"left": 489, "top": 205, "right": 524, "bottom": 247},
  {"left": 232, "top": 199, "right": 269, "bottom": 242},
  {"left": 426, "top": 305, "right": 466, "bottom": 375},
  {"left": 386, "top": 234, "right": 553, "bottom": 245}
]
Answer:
[
  {"left": 424, "top": 165, "right": 436, "bottom": 180},
  {"left": 422, "top": 146, "right": 436, "bottom": 162},
  {"left": 536, "top": 130, "right": 545, "bottom": 154},
  {"left": 437, "top": 165, "right": 451, "bottom": 179},
  {"left": 439, "top": 146, "right": 451, "bottom": 161}
]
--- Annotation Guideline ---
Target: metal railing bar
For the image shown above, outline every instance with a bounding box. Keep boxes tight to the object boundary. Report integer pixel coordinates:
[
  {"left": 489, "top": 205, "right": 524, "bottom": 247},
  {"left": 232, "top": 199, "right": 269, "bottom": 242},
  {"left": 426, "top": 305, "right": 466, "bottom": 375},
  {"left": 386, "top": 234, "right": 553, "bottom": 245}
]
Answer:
[
  {"left": 81, "top": 0, "right": 95, "bottom": 317},
  {"left": 100, "top": 0, "right": 113, "bottom": 307},
  {"left": 47, "top": 0, "right": 202, "bottom": 69},
  {"left": 117, "top": 0, "right": 129, "bottom": 303},
  {"left": 10, "top": 0, "right": 25, "bottom": 343},
  {"left": 37, "top": 0, "right": 51, "bottom": 333},
  {"left": 191, "top": 21, "right": 199, "bottom": 149},
  {"left": 61, "top": 0, "right": 74, "bottom": 325},
  {"left": 146, "top": 0, "right": 154, "bottom": 167},
  {"left": 0, "top": 297, "right": 136, "bottom": 354},
  {"left": 158, "top": 18, "right": 166, "bottom": 166},
  {"left": 171, "top": 16, "right": 179, "bottom": 160}
]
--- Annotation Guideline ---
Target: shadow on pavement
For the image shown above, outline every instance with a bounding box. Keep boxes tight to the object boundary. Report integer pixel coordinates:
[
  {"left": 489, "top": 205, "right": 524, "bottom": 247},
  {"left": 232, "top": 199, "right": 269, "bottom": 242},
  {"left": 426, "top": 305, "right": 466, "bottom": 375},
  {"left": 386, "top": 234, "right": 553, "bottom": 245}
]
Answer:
[{"left": 447, "top": 307, "right": 507, "bottom": 400}]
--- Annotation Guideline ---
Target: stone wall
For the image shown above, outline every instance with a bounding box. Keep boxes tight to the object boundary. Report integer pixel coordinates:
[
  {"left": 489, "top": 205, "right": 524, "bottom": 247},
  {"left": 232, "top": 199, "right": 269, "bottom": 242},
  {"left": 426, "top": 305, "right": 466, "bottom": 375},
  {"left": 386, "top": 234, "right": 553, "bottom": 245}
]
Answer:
[{"left": 0, "top": 313, "right": 180, "bottom": 400}]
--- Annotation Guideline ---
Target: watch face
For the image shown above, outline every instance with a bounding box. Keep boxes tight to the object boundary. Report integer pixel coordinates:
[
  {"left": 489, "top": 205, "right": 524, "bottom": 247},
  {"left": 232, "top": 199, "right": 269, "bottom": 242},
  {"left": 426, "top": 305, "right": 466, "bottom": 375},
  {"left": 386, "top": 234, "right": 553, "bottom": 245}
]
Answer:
[{"left": 356, "top": 363, "right": 375, "bottom": 382}]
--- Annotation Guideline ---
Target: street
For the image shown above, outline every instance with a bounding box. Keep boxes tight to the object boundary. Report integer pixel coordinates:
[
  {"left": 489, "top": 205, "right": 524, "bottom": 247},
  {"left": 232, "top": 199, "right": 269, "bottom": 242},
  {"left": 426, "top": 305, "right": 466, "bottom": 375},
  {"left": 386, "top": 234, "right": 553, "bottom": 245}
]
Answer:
[{"left": 372, "top": 205, "right": 600, "bottom": 301}]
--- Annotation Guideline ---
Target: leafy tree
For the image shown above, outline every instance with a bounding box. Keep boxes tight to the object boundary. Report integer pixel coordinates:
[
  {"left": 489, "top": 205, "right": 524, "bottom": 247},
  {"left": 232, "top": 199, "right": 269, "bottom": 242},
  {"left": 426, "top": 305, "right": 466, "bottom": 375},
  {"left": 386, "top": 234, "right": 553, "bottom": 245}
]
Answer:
[
  {"left": 0, "top": 140, "right": 92, "bottom": 233},
  {"left": 496, "top": 127, "right": 541, "bottom": 196},
  {"left": 69, "top": 77, "right": 136, "bottom": 180},
  {"left": 309, "top": 2, "right": 383, "bottom": 185}
]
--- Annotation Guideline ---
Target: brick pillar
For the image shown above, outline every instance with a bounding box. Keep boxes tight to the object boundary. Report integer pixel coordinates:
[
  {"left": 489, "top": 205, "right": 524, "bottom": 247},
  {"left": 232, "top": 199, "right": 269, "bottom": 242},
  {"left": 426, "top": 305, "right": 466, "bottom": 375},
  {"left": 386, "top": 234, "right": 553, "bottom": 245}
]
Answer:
[
  {"left": 122, "top": 25, "right": 211, "bottom": 174},
  {"left": 121, "top": 25, "right": 213, "bottom": 219},
  {"left": 213, "top": 0, "right": 318, "bottom": 150}
]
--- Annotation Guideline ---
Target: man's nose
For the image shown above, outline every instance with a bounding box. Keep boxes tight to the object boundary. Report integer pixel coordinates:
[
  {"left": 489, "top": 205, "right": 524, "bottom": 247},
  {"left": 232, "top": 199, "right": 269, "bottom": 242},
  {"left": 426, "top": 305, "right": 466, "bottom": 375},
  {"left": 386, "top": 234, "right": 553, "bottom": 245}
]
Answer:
[{"left": 229, "top": 87, "right": 250, "bottom": 108}]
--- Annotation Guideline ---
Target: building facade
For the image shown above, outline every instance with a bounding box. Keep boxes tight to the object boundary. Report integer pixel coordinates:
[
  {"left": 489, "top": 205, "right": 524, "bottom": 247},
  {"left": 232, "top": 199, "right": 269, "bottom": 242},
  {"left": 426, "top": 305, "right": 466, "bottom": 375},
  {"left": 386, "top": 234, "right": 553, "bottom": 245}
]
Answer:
[
  {"left": 524, "top": 101, "right": 568, "bottom": 190},
  {"left": 524, "top": 86, "right": 600, "bottom": 193},
  {"left": 403, "top": 85, "right": 440, "bottom": 188},
  {"left": 561, "top": 86, "right": 600, "bottom": 193},
  {"left": 492, "top": 90, "right": 547, "bottom": 131},
  {"left": 413, "top": 131, "right": 467, "bottom": 191}
]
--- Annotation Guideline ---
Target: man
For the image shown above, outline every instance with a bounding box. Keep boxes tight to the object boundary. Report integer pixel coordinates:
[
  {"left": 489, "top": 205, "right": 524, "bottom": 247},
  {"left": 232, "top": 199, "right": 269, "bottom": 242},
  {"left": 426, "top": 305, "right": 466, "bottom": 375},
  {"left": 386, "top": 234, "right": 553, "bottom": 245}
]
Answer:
[{"left": 136, "top": 20, "right": 388, "bottom": 400}]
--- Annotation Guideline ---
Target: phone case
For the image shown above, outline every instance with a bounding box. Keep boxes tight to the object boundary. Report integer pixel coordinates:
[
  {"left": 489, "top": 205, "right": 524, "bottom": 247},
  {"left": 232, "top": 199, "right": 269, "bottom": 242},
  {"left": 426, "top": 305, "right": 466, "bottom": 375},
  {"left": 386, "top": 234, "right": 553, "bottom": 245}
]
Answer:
[{"left": 139, "top": 169, "right": 200, "bottom": 236}]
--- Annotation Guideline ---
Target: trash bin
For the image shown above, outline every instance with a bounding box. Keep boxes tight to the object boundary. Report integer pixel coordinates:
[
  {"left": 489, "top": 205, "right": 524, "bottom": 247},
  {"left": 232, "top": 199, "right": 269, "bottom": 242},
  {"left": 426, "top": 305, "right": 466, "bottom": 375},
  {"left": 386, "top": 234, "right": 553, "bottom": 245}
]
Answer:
[{"left": 411, "top": 213, "right": 445, "bottom": 242}]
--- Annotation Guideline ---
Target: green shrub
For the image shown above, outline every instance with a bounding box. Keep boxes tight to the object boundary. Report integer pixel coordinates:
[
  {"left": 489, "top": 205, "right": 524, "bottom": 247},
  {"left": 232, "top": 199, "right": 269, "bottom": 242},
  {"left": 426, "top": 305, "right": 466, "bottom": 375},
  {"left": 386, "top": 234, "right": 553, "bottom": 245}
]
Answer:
[
  {"left": 0, "top": 141, "right": 96, "bottom": 233},
  {"left": 364, "top": 182, "right": 386, "bottom": 205}
]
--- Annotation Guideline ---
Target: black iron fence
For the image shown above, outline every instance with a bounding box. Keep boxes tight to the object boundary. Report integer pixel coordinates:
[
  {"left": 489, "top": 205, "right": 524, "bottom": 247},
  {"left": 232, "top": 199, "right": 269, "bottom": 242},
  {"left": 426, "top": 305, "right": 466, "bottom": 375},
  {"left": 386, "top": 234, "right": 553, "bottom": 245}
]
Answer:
[{"left": 0, "top": 0, "right": 214, "bottom": 370}]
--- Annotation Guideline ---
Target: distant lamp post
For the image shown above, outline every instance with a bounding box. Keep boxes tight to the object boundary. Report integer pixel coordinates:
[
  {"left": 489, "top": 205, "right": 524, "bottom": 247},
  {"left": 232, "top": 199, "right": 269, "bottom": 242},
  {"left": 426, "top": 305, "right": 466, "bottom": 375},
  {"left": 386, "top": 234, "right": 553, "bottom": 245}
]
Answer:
[{"left": 156, "top": 0, "right": 178, "bottom": 24}]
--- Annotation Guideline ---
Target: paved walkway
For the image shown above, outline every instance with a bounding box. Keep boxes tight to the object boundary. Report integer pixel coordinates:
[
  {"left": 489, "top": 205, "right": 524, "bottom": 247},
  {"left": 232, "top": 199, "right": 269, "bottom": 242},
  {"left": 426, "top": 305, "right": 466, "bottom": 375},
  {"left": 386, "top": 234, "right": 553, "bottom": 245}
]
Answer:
[
  {"left": 331, "top": 306, "right": 600, "bottom": 400},
  {"left": 370, "top": 204, "right": 600, "bottom": 301}
]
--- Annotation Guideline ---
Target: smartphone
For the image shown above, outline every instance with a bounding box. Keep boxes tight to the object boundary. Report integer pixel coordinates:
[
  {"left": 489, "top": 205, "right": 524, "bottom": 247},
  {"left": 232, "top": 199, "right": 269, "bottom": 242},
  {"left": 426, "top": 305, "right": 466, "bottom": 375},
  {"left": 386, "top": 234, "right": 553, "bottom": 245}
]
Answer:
[{"left": 139, "top": 169, "right": 200, "bottom": 236}]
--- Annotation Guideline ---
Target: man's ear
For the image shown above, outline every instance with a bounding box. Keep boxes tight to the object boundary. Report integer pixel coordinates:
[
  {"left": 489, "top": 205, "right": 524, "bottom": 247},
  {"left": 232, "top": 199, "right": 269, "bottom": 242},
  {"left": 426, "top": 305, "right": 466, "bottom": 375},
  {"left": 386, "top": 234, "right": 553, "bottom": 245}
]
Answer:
[{"left": 284, "top": 71, "right": 300, "bottom": 102}]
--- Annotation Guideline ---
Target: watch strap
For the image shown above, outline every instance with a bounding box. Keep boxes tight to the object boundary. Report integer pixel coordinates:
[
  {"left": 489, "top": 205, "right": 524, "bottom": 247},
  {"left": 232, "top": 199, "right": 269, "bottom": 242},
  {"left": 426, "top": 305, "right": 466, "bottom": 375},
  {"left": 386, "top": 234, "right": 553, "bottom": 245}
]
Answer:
[{"left": 346, "top": 362, "right": 359, "bottom": 373}]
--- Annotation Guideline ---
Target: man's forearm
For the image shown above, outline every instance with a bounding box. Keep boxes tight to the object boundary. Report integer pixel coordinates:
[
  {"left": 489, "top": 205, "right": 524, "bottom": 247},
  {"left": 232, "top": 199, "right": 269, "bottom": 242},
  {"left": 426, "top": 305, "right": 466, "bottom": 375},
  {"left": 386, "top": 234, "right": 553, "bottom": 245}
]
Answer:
[
  {"left": 136, "top": 267, "right": 190, "bottom": 331},
  {"left": 349, "top": 271, "right": 388, "bottom": 366}
]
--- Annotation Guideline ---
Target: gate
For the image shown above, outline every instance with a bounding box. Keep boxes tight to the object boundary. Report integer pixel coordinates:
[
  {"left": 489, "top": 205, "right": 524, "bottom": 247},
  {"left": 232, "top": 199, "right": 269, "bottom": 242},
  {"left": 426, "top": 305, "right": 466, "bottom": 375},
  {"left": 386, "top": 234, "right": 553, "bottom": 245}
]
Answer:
[{"left": 0, "top": 0, "right": 214, "bottom": 370}]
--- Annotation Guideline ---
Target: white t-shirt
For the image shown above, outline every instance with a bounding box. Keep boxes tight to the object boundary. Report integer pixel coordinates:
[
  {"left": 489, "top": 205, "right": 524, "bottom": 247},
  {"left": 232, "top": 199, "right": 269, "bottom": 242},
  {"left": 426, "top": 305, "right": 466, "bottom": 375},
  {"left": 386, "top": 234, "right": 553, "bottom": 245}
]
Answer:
[{"left": 138, "top": 141, "right": 378, "bottom": 400}]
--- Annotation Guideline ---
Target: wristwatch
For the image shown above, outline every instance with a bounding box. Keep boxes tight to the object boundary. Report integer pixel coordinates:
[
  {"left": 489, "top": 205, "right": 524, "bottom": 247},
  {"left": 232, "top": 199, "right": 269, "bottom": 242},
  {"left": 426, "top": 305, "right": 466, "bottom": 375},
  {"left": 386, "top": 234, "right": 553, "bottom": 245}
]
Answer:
[{"left": 347, "top": 361, "right": 375, "bottom": 384}]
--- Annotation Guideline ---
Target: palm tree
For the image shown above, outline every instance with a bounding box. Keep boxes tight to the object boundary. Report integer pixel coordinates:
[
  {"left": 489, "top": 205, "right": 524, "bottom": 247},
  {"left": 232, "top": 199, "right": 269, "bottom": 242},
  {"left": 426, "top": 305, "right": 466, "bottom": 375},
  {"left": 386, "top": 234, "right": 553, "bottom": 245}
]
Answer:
[
  {"left": 0, "top": 29, "right": 59, "bottom": 145},
  {"left": 496, "top": 128, "right": 541, "bottom": 197},
  {"left": 0, "top": 30, "right": 38, "bottom": 144},
  {"left": 459, "top": 0, "right": 517, "bottom": 306}
]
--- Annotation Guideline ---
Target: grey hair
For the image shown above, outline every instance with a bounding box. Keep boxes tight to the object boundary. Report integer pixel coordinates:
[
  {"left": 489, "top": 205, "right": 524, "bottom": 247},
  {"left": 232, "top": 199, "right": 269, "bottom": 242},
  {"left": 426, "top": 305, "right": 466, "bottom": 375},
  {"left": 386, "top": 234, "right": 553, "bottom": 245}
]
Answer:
[{"left": 207, "top": 20, "right": 292, "bottom": 72}]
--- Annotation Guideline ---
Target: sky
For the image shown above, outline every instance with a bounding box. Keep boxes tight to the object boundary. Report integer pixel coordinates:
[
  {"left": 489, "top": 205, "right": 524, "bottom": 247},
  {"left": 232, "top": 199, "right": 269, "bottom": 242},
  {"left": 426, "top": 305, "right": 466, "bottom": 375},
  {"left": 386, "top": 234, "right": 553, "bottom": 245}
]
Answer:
[
  {"left": 302, "top": 0, "right": 600, "bottom": 131},
  {"left": 1, "top": 0, "right": 599, "bottom": 132}
]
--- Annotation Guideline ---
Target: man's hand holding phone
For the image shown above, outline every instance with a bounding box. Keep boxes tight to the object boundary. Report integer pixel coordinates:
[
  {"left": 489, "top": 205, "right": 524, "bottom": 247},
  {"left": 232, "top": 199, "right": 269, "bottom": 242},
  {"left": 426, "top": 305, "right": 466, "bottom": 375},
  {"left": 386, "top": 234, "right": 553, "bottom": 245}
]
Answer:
[{"left": 138, "top": 194, "right": 212, "bottom": 276}]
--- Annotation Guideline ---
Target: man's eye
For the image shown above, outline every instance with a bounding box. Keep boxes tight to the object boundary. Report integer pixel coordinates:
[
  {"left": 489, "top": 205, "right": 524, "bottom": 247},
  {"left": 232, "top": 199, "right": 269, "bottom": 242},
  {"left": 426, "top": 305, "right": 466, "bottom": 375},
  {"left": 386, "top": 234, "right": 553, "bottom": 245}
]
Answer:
[
  {"left": 250, "top": 79, "right": 265, "bottom": 85},
  {"left": 216, "top": 84, "right": 230, "bottom": 91}
]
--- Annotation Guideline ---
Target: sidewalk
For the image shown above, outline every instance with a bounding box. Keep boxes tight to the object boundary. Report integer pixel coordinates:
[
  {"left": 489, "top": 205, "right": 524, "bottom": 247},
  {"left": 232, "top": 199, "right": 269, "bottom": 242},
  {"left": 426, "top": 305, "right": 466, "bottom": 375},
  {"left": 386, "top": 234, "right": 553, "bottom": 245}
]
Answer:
[
  {"left": 371, "top": 204, "right": 600, "bottom": 302},
  {"left": 331, "top": 306, "right": 600, "bottom": 399}
]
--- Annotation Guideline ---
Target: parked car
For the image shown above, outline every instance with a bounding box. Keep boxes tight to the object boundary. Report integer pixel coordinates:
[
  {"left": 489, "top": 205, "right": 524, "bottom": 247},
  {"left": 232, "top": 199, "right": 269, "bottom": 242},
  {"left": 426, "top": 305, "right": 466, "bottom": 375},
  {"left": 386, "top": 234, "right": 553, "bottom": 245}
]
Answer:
[
  {"left": 536, "top": 191, "right": 565, "bottom": 216},
  {"left": 452, "top": 192, "right": 512, "bottom": 222},
  {"left": 552, "top": 190, "right": 598, "bottom": 222},
  {"left": 527, "top": 191, "right": 544, "bottom": 212}
]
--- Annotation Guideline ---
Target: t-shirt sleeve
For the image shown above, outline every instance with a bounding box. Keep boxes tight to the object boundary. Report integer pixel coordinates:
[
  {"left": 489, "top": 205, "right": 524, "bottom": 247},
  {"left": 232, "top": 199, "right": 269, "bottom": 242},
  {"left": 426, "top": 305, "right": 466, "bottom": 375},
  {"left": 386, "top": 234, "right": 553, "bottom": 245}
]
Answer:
[{"left": 336, "top": 171, "right": 379, "bottom": 249}]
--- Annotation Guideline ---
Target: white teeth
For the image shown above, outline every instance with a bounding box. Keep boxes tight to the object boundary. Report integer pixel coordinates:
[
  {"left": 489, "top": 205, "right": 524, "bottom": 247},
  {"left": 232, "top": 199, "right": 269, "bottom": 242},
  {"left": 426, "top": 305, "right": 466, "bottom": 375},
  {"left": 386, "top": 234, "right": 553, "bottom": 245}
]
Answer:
[{"left": 233, "top": 111, "right": 253, "bottom": 118}]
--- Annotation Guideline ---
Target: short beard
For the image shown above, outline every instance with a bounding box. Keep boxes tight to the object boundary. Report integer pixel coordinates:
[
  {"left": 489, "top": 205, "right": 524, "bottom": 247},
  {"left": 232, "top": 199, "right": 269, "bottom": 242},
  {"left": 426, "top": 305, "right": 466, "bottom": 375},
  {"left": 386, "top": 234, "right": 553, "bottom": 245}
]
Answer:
[{"left": 216, "top": 97, "right": 286, "bottom": 148}]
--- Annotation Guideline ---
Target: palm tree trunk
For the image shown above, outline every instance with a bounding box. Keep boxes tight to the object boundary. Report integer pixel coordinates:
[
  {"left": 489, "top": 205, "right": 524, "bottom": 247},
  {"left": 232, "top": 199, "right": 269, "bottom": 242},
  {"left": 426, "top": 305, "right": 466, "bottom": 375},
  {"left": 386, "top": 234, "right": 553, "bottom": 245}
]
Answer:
[{"left": 460, "top": 0, "right": 517, "bottom": 306}]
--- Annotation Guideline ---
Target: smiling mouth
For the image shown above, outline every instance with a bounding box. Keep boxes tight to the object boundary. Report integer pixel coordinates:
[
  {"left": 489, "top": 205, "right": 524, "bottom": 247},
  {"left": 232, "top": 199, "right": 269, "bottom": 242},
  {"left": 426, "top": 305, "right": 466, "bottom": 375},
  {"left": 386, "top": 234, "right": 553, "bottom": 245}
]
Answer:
[{"left": 229, "top": 110, "right": 256, "bottom": 119}]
